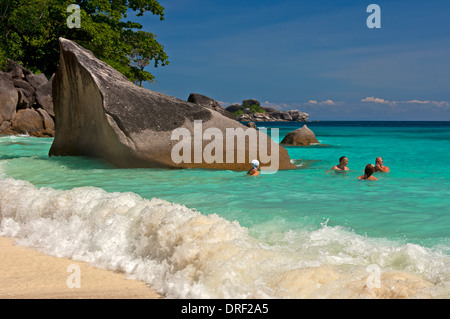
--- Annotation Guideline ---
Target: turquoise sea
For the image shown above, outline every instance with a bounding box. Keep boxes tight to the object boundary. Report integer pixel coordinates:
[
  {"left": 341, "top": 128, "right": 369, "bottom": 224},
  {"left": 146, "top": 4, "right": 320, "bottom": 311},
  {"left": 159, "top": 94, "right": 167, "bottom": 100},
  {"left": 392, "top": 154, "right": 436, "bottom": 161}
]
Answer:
[{"left": 0, "top": 121, "right": 449, "bottom": 298}]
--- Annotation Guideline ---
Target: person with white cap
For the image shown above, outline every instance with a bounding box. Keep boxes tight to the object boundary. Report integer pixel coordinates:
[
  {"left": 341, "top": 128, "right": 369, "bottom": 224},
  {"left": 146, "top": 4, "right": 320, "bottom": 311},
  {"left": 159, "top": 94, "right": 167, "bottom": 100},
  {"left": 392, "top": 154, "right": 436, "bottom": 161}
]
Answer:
[{"left": 247, "top": 159, "right": 260, "bottom": 176}]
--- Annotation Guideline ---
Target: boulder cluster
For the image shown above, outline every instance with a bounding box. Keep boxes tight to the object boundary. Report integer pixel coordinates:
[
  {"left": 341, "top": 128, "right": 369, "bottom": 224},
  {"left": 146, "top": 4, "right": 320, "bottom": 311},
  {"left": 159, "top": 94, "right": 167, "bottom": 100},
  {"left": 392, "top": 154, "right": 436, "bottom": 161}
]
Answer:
[
  {"left": 225, "top": 99, "right": 309, "bottom": 122},
  {"left": 0, "top": 59, "right": 54, "bottom": 137}
]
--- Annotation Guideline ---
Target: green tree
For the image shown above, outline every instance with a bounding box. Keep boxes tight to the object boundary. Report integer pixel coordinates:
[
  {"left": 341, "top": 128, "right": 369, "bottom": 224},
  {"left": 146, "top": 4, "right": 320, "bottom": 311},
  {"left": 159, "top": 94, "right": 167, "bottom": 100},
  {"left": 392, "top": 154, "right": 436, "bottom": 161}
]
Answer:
[{"left": 0, "top": 0, "right": 168, "bottom": 83}]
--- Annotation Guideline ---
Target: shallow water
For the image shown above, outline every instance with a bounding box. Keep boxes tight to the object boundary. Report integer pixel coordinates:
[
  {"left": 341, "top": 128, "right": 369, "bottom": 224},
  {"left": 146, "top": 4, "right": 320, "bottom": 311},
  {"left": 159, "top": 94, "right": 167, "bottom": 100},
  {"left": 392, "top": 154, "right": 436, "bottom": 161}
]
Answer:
[{"left": 0, "top": 121, "right": 449, "bottom": 298}]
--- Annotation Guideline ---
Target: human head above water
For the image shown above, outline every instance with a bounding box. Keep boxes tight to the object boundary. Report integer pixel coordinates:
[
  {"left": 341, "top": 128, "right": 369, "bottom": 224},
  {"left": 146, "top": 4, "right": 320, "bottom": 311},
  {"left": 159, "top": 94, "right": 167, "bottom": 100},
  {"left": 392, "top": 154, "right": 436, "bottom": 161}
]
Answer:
[
  {"left": 365, "top": 164, "right": 375, "bottom": 177},
  {"left": 339, "top": 156, "right": 348, "bottom": 165},
  {"left": 251, "top": 159, "right": 260, "bottom": 169}
]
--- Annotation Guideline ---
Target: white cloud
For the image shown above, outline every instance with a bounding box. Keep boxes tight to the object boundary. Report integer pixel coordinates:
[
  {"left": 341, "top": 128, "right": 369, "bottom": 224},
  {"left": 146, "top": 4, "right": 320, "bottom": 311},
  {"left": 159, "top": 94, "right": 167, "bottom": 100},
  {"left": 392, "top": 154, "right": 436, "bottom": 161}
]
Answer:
[
  {"left": 305, "top": 99, "right": 341, "bottom": 106},
  {"left": 361, "top": 97, "right": 397, "bottom": 105},
  {"left": 403, "top": 99, "right": 429, "bottom": 104},
  {"left": 362, "top": 97, "right": 450, "bottom": 107},
  {"left": 403, "top": 100, "right": 450, "bottom": 107}
]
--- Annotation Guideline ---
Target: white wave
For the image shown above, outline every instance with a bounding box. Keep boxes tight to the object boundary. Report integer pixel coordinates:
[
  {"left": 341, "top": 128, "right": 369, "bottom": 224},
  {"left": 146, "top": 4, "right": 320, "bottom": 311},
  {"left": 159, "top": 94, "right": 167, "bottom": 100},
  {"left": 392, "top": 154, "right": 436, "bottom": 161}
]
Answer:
[{"left": 0, "top": 177, "right": 448, "bottom": 298}]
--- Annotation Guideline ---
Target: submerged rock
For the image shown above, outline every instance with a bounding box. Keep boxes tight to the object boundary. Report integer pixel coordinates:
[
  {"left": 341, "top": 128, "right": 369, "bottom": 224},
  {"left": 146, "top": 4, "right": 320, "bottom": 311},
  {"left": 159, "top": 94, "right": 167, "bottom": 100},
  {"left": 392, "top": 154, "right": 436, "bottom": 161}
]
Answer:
[
  {"left": 49, "top": 38, "right": 295, "bottom": 171},
  {"left": 280, "top": 125, "right": 319, "bottom": 146}
]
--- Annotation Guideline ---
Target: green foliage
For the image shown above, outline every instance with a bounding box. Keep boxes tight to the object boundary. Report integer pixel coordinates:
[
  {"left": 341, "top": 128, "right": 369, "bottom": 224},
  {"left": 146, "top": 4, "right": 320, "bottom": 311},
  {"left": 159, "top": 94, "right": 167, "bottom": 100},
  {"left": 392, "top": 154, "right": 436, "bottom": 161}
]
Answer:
[
  {"left": 0, "top": 0, "right": 168, "bottom": 83},
  {"left": 232, "top": 102, "right": 266, "bottom": 117},
  {"left": 0, "top": 47, "right": 6, "bottom": 71}
]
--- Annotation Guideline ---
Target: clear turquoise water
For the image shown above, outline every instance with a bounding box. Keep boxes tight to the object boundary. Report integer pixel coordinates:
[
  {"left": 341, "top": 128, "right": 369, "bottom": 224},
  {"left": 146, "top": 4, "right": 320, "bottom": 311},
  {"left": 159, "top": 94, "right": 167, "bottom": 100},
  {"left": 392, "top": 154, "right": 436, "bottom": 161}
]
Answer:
[
  {"left": 2, "top": 121, "right": 449, "bottom": 247},
  {"left": 1, "top": 121, "right": 449, "bottom": 298}
]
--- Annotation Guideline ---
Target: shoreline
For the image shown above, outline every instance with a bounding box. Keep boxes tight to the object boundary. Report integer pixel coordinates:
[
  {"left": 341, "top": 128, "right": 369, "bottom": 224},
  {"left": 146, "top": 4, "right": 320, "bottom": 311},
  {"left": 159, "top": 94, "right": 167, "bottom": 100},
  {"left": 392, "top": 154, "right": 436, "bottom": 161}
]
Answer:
[{"left": 0, "top": 236, "right": 163, "bottom": 299}]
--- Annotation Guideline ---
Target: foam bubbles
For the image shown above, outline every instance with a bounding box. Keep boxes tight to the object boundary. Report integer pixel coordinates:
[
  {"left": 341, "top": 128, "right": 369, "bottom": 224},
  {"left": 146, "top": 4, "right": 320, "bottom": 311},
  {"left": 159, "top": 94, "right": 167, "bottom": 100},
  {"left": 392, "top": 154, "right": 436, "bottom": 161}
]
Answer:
[{"left": 0, "top": 177, "right": 448, "bottom": 298}]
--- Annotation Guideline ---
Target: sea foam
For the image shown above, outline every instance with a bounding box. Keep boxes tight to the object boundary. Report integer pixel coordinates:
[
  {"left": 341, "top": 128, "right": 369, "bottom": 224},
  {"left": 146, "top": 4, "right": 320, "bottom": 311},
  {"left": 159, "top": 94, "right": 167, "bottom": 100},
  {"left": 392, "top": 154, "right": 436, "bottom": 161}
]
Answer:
[{"left": 0, "top": 177, "right": 448, "bottom": 298}]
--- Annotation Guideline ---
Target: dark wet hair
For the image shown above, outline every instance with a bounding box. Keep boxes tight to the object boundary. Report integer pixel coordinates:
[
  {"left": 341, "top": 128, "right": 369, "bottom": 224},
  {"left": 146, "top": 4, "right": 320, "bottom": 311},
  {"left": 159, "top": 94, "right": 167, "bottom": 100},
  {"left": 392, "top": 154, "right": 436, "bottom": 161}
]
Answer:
[
  {"left": 339, "top": 156, "right": 347, "bottom": 163},
  {"left": 365, "top": 164, "right": 374, "bottom": 177}
]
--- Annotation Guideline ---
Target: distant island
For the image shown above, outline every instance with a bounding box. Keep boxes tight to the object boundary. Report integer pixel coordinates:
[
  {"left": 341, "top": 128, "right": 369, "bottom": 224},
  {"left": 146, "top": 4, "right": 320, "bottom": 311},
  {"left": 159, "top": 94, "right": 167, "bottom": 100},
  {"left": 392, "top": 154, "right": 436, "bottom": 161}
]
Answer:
[
  {"left": 225, "top": 99, "right": 309, "bottom": 122},
  {"left": 188, "top": 94, "right": 309, "bottom": 123}
]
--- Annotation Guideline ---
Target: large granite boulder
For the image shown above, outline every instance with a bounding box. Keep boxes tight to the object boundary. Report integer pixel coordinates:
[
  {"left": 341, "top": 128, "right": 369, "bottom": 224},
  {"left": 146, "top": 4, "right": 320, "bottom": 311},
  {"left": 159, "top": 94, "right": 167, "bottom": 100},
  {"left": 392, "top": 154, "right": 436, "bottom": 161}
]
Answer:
[
  {"left": 0, "top": 72, "right": 18, "bottom": 123},
  {"left": 49, "top": 38, "right": 295, "bottom": 171},
  {"left": 9, "top": 109, "right": 45, "bottom": 135},
  {"left": 280, "top": 125, "right": 319, "bottom": 146}
]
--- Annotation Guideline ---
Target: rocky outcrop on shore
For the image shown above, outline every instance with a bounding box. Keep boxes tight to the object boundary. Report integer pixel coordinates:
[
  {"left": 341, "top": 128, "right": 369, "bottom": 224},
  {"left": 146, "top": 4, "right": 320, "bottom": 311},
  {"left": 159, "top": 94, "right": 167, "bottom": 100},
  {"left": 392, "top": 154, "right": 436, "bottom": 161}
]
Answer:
[
  {"left": 225, "top": 99, "right": 309, "bottom": 122},
  {"left": 0, "top": 60, "right": 54, "bottom": 137},
  {"left": 187, "top": 93, "right": 235, "bottom": 120},
  {"left": 49, "top": 38, "right": 295, "bottom": 171},
  {"left": 237, "top": 109, "right": 309, "bottom": 122},
  {"left": 280, "top": 125, "right": 319, "bottom": 146}
]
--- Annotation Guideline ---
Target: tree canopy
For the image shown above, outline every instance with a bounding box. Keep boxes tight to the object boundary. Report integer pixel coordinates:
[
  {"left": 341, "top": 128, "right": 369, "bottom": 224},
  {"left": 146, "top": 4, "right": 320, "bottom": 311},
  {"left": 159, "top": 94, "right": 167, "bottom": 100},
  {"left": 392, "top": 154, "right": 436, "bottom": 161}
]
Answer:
[{"left": 0, "top": 0, "right": 168, "bottom": 85}]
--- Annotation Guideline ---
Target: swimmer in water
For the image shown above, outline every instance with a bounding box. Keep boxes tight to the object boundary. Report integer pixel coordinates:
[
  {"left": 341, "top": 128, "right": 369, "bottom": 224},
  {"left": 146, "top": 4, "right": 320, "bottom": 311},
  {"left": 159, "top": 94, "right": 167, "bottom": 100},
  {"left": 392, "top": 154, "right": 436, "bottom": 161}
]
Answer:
[
  {"left": 247, "top": 159, "right": 260, "bottom": 176},
  {"left": 358, "top": 164, "right": 378, "bottom": 180},
  {"left": 327, "top": 156, "right": 349, "bottom": 173},
  {"left": 374, "top": 157, "right": 390, "bottom": 172}
]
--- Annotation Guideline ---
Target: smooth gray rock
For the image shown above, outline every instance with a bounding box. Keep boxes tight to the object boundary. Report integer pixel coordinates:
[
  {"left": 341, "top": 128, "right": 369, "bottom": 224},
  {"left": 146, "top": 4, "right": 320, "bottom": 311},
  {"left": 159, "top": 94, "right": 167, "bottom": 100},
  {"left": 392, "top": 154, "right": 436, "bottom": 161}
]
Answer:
[
  {"left": 49, "top": 38, "right": 294, "bottom": 170},
  {"left": 26, "top": 73, "right": 48, "bottom": 90},
  {"left": 10, "top": 108, "right": 45, "bottom": 134},
  {"left": 0, "top": 72, "right": 18, "bottom": 123},
  {"left": 12, "top": 78, "right": 35, "bottom": 105},
  {"left": 36, "top": 108, "right": 55, "bottom": 133},
  {"left": 35, "top": 74, "right": 54, "bottom": 117},
  {"left": 280, "top": 125, "right": 319, "bottom": 146}
]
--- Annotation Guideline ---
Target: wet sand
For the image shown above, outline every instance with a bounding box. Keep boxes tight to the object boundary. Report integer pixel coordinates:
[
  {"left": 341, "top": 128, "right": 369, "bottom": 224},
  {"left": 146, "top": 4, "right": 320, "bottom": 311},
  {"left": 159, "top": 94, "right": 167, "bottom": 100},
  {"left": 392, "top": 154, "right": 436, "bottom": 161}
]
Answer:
[{"left": 0, "top": 236, "right": 163, "bottom": 299}]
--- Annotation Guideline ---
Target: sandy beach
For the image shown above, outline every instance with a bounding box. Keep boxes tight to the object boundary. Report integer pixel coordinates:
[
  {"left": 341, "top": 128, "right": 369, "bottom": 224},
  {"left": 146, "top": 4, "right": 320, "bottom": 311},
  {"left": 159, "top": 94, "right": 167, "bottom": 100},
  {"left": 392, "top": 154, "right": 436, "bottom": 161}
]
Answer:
[{"left": 0, "top": 236, "right": 163, "bottom": 299}]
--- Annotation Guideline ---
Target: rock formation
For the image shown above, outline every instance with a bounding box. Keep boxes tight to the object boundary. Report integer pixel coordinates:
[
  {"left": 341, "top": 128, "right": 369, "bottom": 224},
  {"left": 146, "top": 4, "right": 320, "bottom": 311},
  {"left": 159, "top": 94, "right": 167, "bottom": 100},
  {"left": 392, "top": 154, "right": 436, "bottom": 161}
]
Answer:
[
  {"left": 0, "top": 60, "right": 55, "bottom": 137},
  {"left": 237, "top": 110, "right": 309, "bottom": 122},
  {"left": 187, "top": 93, "right": 234, "bottom": 120},
  {"left": 280, "top": 125, "right": 319, "bottom": 146},
  {"left": 225, "top": 99, "right": 309, "bottom": 122},
  {"left": 49, "top": 38, "right": 295, "bottom": 171}
]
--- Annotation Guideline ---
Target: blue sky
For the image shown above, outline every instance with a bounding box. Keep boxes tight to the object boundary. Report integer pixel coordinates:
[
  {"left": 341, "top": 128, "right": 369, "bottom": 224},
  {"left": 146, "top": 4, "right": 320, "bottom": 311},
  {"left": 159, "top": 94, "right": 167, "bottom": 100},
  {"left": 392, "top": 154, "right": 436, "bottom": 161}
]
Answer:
[{"left": 138, "top": 0, "right": 450, "bottom": 120}]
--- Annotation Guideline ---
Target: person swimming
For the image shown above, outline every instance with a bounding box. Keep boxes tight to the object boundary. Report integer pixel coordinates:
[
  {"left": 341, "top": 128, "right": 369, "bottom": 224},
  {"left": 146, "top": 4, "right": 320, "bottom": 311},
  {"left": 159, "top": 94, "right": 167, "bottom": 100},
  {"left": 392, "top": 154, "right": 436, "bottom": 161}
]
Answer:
[
  {"left": 327, "top": 156, "right": 349, "bottom": 173},
  {"left": 374, "top": 157, "right": 390, "bottom": 172},
  {"left": 247, "top": 159, "right": 260, "bottom": 176},
  {"left": 358, "top": 164, "right": 378, "bottom": 180}
]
